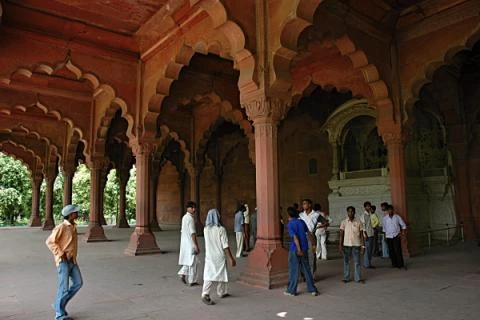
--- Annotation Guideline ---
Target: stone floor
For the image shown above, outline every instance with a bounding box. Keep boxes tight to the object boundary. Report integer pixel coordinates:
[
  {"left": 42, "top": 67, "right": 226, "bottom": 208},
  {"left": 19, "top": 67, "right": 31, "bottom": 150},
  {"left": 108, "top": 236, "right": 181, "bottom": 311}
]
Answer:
[{"left": 1, "top": 226, "right": 479, "bottom": 320}]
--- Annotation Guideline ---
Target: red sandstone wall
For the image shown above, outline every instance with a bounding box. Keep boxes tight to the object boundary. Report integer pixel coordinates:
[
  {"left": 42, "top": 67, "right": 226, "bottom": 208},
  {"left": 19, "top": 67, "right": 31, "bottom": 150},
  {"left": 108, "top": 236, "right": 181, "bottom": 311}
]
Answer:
[
  {"left": 279, "top": 114, "right": 333, "bottom": 219},
  {"left": 156, "top": 161, "right": 181, "bottom": 227}
]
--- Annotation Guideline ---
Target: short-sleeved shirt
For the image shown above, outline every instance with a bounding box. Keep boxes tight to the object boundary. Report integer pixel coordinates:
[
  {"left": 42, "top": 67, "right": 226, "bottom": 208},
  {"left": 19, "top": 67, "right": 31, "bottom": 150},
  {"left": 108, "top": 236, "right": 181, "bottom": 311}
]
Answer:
[
  {"left": 287, "top": 218, "right": 309, "bottom": 253},
  {"left": 340, "top": 217, "right": 365, "bottom": 247},
  {"left": 383, "top": 214, "right": 407, "bottom": 238},
  {"left": 234, "top": 211, "right": 244, "bottom": 233},
  {"left": 360, "top": 211, "right": 374, "bottom": 237}
]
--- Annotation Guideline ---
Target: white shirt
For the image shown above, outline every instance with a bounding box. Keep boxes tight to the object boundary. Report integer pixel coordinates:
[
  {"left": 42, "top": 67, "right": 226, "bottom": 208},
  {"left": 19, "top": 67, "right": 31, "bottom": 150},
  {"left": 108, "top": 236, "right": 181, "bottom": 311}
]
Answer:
[
  {"left": 340, "top": 217, "right": 365, "bottom": 247},
  {"left": 299, "top": 210, "right": 319, "bottom": 233},
  {"left": 178, "top": 213, "right": 196, "bottom": 266},
  {"left": 244, "top": 206, "right": 250, "bottom": 224},
  {"left": 360, "top": 210, "right": 374, "bottom": 237},
  {"left": 203, "top": 226, "right": 230, "bottom": 282},
  {"left": 382, "top": 214, "right": 407, "bottom": 238}
]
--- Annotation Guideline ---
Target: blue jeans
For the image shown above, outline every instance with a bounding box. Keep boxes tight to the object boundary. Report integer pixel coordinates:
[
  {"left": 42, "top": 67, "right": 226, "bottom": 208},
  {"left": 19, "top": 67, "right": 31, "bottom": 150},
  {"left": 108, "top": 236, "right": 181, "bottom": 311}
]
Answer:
[
  {"left": 343, "top": 246, "right": 362, "bottom": 282},
  {"left": 287, "top": 251, "right": 318, "bottom": 294},
  {"left": 381, "top": 234, "right": 389, "bottom": 258},
  {"left": 364, "top": 237, "right": 374, "bottom": 267},
  {"left": 54, "top": 260, "right": 83, "bottom": 320}
]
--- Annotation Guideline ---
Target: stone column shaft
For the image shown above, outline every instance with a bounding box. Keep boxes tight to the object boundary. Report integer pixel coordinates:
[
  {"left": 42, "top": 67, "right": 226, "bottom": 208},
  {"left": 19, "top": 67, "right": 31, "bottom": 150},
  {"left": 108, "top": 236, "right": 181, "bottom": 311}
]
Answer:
[
  {"left": 149, "top": 160, "right": 161, "bottom": 232},
  {"left": 84, "top": 160, "right": 108, "bottom": 242},
  {"left": 29, "top": 176, "right": 42, "bottom": 227},
  {"left": 116, "top": 171, "right": 130, "bottom": 228},
  {"left": 62, "top": 170, "right": 74, "bottom": 206},
  {"left": 240, "top": 94, "right": 289, "bottom": 288},
  {"left": 42, "top": 176, "right": 55, "bottom": 230},
  {"left": 125, "top": 143, "right": 161, "bottom": 255}
]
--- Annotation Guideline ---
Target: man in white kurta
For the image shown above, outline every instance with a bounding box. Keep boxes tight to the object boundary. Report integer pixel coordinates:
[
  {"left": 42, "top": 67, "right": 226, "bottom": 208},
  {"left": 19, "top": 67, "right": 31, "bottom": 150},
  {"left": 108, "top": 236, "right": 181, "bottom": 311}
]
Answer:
[
  {"left": 178, "top": 201, "right": 200, "bottom": 286},
  {"left": 202, "top": 209, "right": 236, "bottom": 305},
  {"left": 299, "top": 199, "right": 319, "bottom": 272}
]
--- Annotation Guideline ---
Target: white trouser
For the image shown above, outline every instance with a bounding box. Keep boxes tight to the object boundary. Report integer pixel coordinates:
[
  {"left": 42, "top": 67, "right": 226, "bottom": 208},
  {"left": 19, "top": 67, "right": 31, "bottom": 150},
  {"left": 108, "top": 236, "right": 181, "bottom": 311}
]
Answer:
[
  {"left": 202, "top": 281, "right": 228, "bottom": 297},
  {"left": 315, "top": 229, "right": 327, "bottom": 260},
  {"left": 177, "top": 255, "right": 199, "bottom": 284},
  {"left": 235, "top": 232, "right": 244, "bottom": 258}
]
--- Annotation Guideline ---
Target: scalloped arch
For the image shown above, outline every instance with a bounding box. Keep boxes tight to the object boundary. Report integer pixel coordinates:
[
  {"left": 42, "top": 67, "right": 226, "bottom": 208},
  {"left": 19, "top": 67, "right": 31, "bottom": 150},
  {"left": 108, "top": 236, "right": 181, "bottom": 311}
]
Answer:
[
  {"left": 193, "top": 92, "right": 255, "bottom": 165},
  {"left": 158, "top": 125, "right": 194, "bottom": 177},
  {"left": 273, "top": 0, "right": 391, "bottom": 110},
  {"left": 0, "top": 125, "right": 60, "bottom": 159},
  {"left": 3, "top": 59, "right": 135, "bottom": 156},
  {"left": 143, "top": 0, "right": 257, "bottom": 139},
  {"left": 404, "top": 27, "right": 480, "bottom": 121},
  {"left": 0, "top": 140, "right": 44, "bottom": 174}
]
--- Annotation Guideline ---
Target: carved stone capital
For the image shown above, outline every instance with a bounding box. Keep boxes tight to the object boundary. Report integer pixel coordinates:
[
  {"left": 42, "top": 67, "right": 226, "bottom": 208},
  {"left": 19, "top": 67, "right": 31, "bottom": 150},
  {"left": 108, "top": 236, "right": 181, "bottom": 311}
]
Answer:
[
  {"left": 130, "top": 138, "right": 156, "bottom": 156},
  {"left": 241, "top": 91, "right": 289, "bottom": 123},
  {"left": 87, "top": 157, "right": 109, "bottom": 171}
]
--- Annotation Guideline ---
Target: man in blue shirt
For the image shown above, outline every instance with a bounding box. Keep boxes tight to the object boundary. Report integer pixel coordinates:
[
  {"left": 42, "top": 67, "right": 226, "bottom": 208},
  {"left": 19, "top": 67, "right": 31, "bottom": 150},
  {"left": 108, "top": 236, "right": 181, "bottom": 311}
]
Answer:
[
  {"left": 284, "top": 207, "right": 319, "bottom": 296},
  {"left": 234, "top": 205, "right": 247, "bottom": 258}
]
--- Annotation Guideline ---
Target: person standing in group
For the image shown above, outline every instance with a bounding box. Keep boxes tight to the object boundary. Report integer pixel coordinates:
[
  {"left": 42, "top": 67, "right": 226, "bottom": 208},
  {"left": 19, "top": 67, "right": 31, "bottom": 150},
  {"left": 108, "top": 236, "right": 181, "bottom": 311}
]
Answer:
[
  {"left": 361, "top": 201, "right": 375, "bottom": 269},
  {"left": 243, "top": 203, "right": 250, "bottom": 252},
  {"left": 313, "top": 204, "right": 329, "bottom": 260},
  {"left": 201, "top": 209, "right": 236, "bottom": 306},
  {"left": 383, "top": 204, "right": 407, "bottom": 269},
  {"left": 178, "top": 201, "right": 200, "bottom": 286},
  {"left": 250, "top": 207, "right": 257, "bottom": 249},
  {"left": 234, "top": 204, "right": 247, "bottom": 258},
  {"left": 339, "top": 206, "right": 365, "bottom": 283},
  {"left": 284, "top": 207, "right": 319, "bottom": 297},
  {"left": 46, "top": 204, "right": 83, "bottom": 320},
  {"left": 380, "top": 202, "right": 390, "bottom": 258},
  {"left": 370, "top": 205, "right": 381, "bottom": 256},
  {"left": 299, "top": 199, "right": 319, "bottom": 272}
]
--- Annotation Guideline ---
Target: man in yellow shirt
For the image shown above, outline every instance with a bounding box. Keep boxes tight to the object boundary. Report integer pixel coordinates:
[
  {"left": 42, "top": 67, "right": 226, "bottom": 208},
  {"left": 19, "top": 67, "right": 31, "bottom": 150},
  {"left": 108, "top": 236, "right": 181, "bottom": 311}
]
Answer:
[{"left": 46, "top": 204, "right": 83, "bottom": 320}]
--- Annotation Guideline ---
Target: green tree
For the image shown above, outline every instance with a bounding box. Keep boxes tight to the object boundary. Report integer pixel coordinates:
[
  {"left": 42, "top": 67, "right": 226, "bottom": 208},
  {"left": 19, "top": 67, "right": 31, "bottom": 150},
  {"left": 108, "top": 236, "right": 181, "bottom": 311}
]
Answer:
[
  {"left": 0, "top": 153, "right": 32, "bottom": 224},
  {"left": 72, "top": 164, "right": 91, "bottom": 222},
  {"left": 104, "top": 169, "right": 119, "bottom": 223},
  {"left": 0, "top": 188, "right": 23, "bottom": 225},
  {"left": 126, "top": 166, "right": 136, "bottom": 222}
]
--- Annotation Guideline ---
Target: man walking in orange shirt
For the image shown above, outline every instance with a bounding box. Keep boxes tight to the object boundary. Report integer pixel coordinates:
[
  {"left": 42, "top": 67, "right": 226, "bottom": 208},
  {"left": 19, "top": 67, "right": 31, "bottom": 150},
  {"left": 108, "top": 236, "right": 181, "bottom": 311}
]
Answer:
[{"left": 46, "top": 204, "right": 83, "bottom": 320}]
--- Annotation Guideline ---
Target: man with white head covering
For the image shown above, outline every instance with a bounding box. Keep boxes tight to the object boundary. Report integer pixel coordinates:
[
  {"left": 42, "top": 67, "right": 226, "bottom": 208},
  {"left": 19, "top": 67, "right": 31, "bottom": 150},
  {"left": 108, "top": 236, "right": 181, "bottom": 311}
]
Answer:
[
  {"left": 46, "top": 204, "right": 83, "bottom": 320},
  {"left": 201, "top": 209, "right": 236, "bottom": 305}
]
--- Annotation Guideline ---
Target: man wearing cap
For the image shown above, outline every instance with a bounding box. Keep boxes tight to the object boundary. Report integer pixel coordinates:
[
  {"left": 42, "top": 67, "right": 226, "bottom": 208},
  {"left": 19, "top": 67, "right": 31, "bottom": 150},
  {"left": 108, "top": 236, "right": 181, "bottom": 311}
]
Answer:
[{"left": 46, "top": 204, "right": 83, "bottom": 320}]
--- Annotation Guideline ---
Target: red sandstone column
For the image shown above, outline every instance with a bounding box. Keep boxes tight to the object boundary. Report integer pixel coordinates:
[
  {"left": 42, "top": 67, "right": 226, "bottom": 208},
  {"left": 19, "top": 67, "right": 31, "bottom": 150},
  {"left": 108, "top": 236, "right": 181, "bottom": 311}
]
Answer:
[
  {"left": 84, "top": 159, "right": 108, "bottom": 242},
  {"left": 450, "top": 142, "right": 476, "bottom": 238},
  {"left": 240, "top": 94, "right": 289, "bottom": 288},
  {"left": 149, "top": 158, "right": 161, "bottom": 232},
  {"left": 42, "top": 174, "right": 56, "bottom": 230},
  {"left": 62, "top": 168, "right": 75, "bottom": 206},
  {"left": 99, "top": 167, "right": 108, "bottom": 225},
  {"left": 116, "top": 169, "right": 130, "bottom": 228},
  {"left": 29, "top": 175, "right": 43, "bottom": 227},
  {"left": 124, "top": 142, "right": 161, "bottom": 255}
]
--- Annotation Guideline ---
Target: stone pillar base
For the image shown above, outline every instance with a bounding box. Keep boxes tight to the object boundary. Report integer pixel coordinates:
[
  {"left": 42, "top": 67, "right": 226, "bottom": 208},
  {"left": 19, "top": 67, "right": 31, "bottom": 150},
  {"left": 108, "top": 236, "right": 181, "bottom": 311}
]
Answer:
[
  {"left": 116, "top": 218, "right": 130, "bottom": 228},
  {"left": 29, "top": 216, "right": 42, "bottom": 227},
  {"left": 84, "top": 224, "right": 108, "bottom": 242},
  {"left": 124, "top": 227, "right": 161, "bottom": 256},
  {"left": 42, "top": 219, "right": 55, "bottom": 230},
  {"left": 239, "top": 242, "right": 289, "bottom": 289},
  {"left": 404, "top": 232, "right": 422, "bottom": 257},
  {"left": 149, "top": 219, "right": 161, "bottom": 232}
]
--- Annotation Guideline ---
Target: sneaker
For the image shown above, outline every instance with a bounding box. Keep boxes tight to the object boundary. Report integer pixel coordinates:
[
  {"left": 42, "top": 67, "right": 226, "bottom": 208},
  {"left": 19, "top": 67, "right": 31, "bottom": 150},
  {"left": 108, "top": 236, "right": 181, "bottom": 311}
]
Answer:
[
  {"left": 201, "top": 295, "right": 215, "bottom": 305},
  {"left": 311, "top": 291, "right": 319, "bottom": 296},
  {"left": 283, "top": 291, "right": 295, "bottom": 296}
]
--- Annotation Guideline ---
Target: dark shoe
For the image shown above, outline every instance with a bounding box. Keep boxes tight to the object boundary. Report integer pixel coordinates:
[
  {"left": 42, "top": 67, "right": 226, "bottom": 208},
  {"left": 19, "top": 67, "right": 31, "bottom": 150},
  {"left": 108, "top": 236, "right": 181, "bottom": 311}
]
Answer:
[
  {"left": 189, "top": 282, "right": 199, "bottom": 287},
  {"left": 179, "top": 275, "right": 186, "bottom": 284},
  {"left": 342, "top": 279, "right": 350, "bottom": 283},
  {"left": 202, "top": 295, "right": 215, "bottom": 305},
  {"left": 220, "top": 293, "right": 231, "bottom": 298}
]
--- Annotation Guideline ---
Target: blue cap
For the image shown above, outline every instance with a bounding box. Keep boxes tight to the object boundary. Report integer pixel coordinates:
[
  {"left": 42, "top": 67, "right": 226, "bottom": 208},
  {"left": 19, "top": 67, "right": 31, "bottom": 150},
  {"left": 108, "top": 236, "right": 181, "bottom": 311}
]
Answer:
[{"left": 61, "top": 204, "right": 80, "bottom": 217}]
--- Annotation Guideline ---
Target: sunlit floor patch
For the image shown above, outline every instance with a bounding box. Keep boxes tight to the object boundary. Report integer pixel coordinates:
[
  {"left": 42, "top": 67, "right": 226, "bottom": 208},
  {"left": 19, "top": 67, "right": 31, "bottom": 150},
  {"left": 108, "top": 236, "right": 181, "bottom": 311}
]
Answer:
[{"left": 276, "top": 311, "right": 287, "bottom": 318}]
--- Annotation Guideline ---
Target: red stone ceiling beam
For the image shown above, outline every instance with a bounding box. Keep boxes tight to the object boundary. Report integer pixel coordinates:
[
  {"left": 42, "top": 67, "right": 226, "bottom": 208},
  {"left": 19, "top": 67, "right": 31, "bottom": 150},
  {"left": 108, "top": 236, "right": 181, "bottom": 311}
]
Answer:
[{"left": 0, "top": 133, "right": 48, "bottom": 164}]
